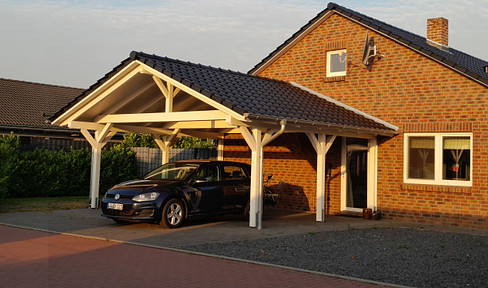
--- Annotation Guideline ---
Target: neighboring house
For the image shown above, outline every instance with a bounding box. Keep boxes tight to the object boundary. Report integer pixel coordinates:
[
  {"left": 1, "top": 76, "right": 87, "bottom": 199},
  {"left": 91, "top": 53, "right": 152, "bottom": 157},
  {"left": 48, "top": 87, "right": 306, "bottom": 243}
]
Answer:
[
  {"left": 0, "top": 78, "right": 88, "bottom": 150},
  {"left": 50, "top": 3, "right": 488, "bottom": 229}
]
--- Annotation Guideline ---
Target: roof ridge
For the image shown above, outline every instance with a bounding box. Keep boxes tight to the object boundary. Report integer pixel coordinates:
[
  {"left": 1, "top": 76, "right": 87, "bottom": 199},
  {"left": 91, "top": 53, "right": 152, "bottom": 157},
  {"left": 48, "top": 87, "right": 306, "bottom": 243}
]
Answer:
[
  {"left": 0, "top": 77, "right": 84, "bottom": 90},
  {"left": 130, "top": 50, "right": 293, "bottom": 85}
]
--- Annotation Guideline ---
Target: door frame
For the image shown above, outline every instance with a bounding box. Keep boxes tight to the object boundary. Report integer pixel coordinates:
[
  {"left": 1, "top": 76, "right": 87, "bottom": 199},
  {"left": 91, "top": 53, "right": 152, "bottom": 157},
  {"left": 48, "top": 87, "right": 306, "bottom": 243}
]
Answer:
[{"left": 340, "top": 136, "right": 378, "bottom": 212}]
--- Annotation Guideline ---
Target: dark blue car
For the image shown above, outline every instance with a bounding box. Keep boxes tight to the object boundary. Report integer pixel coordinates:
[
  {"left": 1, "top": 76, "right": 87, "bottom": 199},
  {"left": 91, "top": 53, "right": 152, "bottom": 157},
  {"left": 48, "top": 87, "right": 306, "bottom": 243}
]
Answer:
[{"left": 101, "top": 160, "right": 251, "bottom": 228}]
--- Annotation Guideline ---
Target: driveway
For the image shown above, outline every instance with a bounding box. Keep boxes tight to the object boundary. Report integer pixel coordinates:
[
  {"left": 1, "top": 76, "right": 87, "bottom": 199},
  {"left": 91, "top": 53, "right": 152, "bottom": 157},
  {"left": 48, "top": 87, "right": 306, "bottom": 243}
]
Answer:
[
  {"left": 0, "top": 208, "right": 406, "bottom": 248},
  {"left": 0, "top": 208, "right": 400, "bottom": 288}
]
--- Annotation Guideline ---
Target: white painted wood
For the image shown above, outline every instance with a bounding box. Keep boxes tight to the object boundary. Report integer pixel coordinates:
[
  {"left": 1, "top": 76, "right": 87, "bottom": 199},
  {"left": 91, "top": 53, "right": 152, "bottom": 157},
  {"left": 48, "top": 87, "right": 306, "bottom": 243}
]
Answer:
[
  {"left": 239, "top": 126, "right": 256, "bottom": 151},
  {"left": 52, "top": 62, "right": 141, "bottom": 126},
  {"left": 306, "top": 133, "right": 336, "bottom": 222},
  {"left": 153, "top": 129, "right": 180, "bottom": 164},
  {"left": 367, "top": 137, "right": 378, "bottom": 211},
  {"left": 217, "top": 138, "right": 224, "bottom": 160},
  {"left": 69, "top": 121, "right": 108, "bottom": 132},
  {"left": 139, "top": 63, "right": 247, "bottom": 122},
  {"left": 80, "top": 129, "right": 97, "bottom": 148},
  {"left": 165, "top": 120, "right": 235, "bottom": 130},
  {"left": 96, "top": 110, "right": 227, "bottom": 124},
  {"left": 340, "top": 137, "right": 376, "bottom": 212},
  {"left": 55, "top": 64, "right": 143, "bottom": 127},
  {"left": 340, "top": 137, "right": 347, "bottom": 211},
  {"left": 89, "top": 144, "right": 102, "bottom": 208},
  {"left": 250, "top": 128, "right": 263, "bottom": 229}
]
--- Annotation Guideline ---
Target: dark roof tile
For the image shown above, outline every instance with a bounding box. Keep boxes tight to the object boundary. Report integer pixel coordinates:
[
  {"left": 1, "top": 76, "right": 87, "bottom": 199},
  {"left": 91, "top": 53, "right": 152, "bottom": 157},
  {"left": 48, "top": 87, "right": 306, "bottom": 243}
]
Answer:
[
  {"left": 0, "top": 78, "right": 83, "bottom": 131},
  {"left": 52, "top": 51, "right": 397, "bottom": 134}
]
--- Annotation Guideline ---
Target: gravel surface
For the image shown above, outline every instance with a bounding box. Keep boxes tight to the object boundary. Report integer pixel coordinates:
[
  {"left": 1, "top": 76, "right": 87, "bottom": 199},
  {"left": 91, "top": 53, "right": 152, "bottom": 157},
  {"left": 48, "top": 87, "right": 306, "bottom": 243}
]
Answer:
[{"left": 183, "top": 227, "right": 488, "bottom": 288}]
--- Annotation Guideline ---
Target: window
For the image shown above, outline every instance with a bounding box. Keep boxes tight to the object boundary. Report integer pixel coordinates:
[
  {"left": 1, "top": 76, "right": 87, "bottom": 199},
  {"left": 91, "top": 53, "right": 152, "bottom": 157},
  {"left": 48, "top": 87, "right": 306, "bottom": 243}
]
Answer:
[
  {"left": 195, "top": 164, "right": 220, "bottom": 182},
  {"left": 326, "top": 49, "right": 347, "bottom": 77},
  {"left": 404, "top": 133, "right": 472, "bottom": 186},
  {"left": 223, "top": 165, "right": 247, "bottom": 181}
]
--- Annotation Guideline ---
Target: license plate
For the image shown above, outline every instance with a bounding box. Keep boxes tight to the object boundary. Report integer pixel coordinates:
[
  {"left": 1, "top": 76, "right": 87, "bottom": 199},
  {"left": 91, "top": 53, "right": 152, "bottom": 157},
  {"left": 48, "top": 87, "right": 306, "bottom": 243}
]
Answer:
[{"left": 108, "top": 203, "right": 123, "bottom": 210}]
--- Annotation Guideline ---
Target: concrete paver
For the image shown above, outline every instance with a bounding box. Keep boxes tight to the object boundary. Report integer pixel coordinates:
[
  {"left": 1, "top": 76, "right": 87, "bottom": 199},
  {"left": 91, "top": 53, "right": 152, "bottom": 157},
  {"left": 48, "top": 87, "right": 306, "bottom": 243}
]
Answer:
[{"left": 0, "top": 225, "right": 391, "bottom": 288}]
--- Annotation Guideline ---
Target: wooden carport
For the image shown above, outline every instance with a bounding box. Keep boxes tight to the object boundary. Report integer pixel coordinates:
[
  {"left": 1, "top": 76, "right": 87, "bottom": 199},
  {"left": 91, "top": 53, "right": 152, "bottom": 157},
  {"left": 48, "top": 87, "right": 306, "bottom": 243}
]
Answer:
[{"left": 51, "top": 51, "right": 398, "bottom": 229}]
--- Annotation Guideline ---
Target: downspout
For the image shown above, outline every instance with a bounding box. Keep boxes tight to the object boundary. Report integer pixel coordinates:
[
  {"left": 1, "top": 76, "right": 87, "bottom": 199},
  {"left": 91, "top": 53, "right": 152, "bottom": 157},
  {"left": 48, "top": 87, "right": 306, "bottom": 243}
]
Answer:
[{"left": 262, "top": 119, "right": 287, "bottom": 146}]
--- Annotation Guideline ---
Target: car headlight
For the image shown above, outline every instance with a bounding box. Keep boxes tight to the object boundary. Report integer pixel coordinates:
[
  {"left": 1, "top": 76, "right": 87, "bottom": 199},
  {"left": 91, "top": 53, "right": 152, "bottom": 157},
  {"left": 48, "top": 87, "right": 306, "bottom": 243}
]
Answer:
[{"left": 132, "top": 192, "right": 160, "bottom": 202}]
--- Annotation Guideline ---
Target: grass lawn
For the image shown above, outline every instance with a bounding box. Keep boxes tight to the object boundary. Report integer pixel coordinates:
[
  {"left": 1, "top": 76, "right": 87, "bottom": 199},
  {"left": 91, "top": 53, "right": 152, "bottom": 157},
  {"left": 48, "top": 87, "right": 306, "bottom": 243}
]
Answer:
[{"left": 0, "top": 196, "right": 89, "bottom": 213}]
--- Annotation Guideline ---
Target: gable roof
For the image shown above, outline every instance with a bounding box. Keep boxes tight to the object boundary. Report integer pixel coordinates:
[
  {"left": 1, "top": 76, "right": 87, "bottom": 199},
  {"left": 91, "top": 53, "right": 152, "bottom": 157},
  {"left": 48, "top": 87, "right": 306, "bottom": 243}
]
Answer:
[
  {"left": 0, "top": 78, "right": 84, "bottom": 133},
  {"left": 249, "top": 2, "right": 488, "bottom": 87},
  {"left": 52, "top": 51, "right": 398, "bottom": 136}
]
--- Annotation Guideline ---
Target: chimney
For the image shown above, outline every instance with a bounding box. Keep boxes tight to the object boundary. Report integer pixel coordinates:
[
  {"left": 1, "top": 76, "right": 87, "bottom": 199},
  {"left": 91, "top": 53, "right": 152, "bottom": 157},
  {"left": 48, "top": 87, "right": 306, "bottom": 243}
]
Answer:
[{"left": 427, "top": 17, "right": 448, "bottom": 46}]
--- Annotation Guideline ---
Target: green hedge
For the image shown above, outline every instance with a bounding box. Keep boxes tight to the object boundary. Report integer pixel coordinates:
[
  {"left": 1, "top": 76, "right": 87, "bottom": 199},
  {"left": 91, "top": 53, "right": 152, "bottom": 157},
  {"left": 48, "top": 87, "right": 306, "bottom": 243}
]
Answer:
[{"left": 0, "top": 135, "right": 137, "bottom": 199}]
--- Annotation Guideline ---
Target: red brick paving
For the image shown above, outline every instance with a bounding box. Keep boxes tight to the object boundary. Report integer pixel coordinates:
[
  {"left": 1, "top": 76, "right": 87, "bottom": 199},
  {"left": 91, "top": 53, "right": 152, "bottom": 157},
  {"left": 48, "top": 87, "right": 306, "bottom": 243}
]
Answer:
[{"left": 0, "top": 225, "right": 391, "bottom": 288}]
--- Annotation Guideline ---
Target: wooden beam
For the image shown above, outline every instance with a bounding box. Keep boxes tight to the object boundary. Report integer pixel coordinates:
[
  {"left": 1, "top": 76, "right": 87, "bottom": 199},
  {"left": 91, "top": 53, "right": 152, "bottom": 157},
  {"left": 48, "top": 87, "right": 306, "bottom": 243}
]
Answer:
[
  {"left": 55, "top": 63, "right": 143, "bottom": 126},
  {"left": 96, "top": 110, "right": 228, "bottom": 124},
  {"left": 164, "top": 120, "right": 236, "bottom": 130},
  {"left": 69, "top": 120, "right": 107, "bottom": 131},
  {"left": 305, "top": 133, "right": 337, "bottom": 222},
  {"left": 113, "top": 124, "right": 186, "bottom": 136},
  {"left": 80, "top": 129, "right": 97, "bottom": 147},
  {"left": 153, "top": 75, "right": 169, "bottom": 98},
  {"left": 137, "top": 61, "right": 246, "bottom": 122}
]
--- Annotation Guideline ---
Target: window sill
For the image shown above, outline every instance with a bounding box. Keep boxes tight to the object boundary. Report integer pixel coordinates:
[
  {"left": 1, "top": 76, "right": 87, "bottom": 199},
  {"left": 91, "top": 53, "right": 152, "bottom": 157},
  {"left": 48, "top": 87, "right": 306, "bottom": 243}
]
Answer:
[
  {"left": 401, "top": 183, "right": 472, "bottom": 194},
  {"left": 324, "top": 76, "right": 346, "bottom": 82}
]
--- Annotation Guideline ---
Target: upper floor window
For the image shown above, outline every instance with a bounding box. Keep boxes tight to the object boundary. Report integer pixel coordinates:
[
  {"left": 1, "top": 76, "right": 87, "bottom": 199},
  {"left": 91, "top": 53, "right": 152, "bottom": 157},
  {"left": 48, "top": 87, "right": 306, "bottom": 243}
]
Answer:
[
  {"left": 326, "top": 49, "right": 347, "bottom": 77},
  {"left": 404, "top": 133, "right": 472, "bottom": 186}
]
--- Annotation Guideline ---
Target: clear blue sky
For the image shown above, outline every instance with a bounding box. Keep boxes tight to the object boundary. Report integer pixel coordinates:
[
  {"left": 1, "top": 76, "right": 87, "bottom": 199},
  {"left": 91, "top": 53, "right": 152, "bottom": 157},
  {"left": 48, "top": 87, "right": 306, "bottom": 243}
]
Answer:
[{"left": 1, "top": 0, "right": 487, "bottom": 88}]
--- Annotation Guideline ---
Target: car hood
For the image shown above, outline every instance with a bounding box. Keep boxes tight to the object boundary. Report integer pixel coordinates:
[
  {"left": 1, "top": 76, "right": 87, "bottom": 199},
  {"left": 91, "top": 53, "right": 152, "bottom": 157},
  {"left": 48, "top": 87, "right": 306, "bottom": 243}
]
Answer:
[{"left": 107, "top": 179, "right": 181, "bottom": 195}]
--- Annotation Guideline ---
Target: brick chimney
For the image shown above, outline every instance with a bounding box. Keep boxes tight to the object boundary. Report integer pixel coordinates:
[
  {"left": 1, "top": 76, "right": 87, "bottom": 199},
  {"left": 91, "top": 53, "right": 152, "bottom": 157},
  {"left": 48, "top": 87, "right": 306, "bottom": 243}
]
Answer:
[{"left": 427, "top": 17, "right": 448, "bottom": 46}]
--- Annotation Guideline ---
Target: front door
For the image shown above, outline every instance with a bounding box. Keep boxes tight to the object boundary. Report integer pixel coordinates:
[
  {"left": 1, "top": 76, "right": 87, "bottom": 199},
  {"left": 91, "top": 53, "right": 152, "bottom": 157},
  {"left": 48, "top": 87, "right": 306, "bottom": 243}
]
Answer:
[{"left": 341, "top": 137, "right": 377, "bottom": 212}]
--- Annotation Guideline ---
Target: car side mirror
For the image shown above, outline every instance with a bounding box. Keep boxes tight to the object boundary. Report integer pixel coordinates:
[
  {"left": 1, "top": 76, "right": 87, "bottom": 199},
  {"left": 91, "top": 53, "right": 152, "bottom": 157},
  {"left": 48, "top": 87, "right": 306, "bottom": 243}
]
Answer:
[{"left": 194, "top": 178, "right": 208, "bottom": 184}]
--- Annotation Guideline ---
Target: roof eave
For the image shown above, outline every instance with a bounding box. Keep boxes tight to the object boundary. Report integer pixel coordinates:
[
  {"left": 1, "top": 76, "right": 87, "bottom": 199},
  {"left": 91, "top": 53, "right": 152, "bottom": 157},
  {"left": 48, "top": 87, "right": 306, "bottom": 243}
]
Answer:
[{"left": 244, "top": 113, "right": 398, "bottom": 137}]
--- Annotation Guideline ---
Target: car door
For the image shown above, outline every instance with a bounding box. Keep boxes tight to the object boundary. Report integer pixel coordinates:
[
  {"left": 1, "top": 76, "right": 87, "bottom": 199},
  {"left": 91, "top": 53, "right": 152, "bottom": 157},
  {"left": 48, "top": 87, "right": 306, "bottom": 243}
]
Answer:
[
  {"left": 191, "top": 163, "right": 224, "bottom": 213},
  {"left": 221, "top": 163, "right": 250, "bottom": 211}
]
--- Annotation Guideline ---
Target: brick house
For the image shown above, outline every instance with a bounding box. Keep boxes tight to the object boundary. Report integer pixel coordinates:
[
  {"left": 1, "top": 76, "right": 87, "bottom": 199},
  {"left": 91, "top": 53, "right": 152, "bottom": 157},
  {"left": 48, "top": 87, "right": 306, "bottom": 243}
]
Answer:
[
  {"left": 242, "top": 3, "right": 488, "bottom": 228},
  {"left": 51, "top": 3, "right": 488, "bottom": 229}
]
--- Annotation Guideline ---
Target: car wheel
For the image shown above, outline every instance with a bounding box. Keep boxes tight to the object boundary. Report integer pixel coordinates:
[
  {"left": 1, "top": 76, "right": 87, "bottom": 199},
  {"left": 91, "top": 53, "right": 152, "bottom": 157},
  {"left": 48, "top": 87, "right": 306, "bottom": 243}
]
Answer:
[{"left": 160, "top": 198, "right": 185, "bottom": 228}]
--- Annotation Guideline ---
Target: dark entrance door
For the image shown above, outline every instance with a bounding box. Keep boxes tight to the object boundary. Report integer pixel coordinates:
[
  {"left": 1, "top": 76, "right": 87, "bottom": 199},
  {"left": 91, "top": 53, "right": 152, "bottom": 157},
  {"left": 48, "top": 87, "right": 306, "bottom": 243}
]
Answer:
[{"left": 346, "top": 138, "right": 368, "bottom": 209}]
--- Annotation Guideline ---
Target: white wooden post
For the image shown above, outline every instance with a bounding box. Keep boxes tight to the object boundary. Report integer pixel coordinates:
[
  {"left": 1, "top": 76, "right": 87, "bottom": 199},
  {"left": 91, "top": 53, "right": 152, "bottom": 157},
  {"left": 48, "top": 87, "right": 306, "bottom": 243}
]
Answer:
[
  {"left": 306, "top": 133, "right": 336, "bottom": 222},
  {"left": 239, "top": 127, "right": 262, "bottom": 228},
  {"left": 153, "top": 129, "right": 180, "bottom": 165},
  {"left": 240, "top": 121, "right": 285, "bottom": 229},
  {"left": 90, "top": 144, "right": 102, "bottom": 209},
  {"left": 217, "top": 138, "right": 224, "bottom": 160},
  {"left": 81, "top": 124, "right": 114, "bottom": 209}
]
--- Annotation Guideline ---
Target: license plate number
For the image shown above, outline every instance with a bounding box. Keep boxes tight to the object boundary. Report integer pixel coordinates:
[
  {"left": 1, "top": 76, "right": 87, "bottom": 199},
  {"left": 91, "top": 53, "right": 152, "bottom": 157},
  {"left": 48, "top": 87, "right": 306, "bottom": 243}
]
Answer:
[{"left": 108, "top": 203, "right": 123, "bottom": 210}]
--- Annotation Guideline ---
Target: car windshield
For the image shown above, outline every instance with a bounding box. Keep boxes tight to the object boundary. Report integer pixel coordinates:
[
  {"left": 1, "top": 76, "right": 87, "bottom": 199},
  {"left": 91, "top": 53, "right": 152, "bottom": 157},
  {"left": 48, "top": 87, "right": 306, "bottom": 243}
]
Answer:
[{"left": 144, "top": 163, "right": 199, "bottom": 181}]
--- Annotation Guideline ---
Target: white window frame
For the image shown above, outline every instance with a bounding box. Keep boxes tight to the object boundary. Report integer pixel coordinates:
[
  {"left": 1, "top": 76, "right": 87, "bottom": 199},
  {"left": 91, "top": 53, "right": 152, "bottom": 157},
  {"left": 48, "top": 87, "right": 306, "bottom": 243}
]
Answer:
[
  {"left": 326, "top": 49, "right": 347, "bottom": 77},
  {"left": 403, "top": 133, "right": 473, "bottom": 187}
]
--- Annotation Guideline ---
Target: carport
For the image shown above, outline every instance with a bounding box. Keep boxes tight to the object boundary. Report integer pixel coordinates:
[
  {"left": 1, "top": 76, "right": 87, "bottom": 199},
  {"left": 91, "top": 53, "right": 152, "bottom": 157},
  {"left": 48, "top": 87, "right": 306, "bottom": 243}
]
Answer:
[{"left": 51, "top": 51, "right": 397, "bottom": 229}]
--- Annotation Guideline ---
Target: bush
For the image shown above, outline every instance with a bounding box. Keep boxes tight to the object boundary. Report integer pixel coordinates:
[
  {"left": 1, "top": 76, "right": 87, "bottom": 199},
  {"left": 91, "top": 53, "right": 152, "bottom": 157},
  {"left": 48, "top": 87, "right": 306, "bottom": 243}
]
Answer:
[
  {"left": 0, "top": 134, "right": 20, "bottom": 198},
  {"left": 118, "top": 133, "right": 215, "bottom": 149},
  {"left": 0, "top": 143, "right": 136, "bottom": 199},
  {"left": 100, "top": 146, "right": 137, "bottom": 193}
]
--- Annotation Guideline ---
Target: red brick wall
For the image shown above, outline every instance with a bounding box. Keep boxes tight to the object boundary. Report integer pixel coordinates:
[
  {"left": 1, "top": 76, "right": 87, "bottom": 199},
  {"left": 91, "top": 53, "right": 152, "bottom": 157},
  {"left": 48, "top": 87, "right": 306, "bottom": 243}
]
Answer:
[
  {"left": 223, "top": 133, "right": 343, "bottom": 213},
  {"left": 252, "top": 13, "right": 488, "bottom": 228}
]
